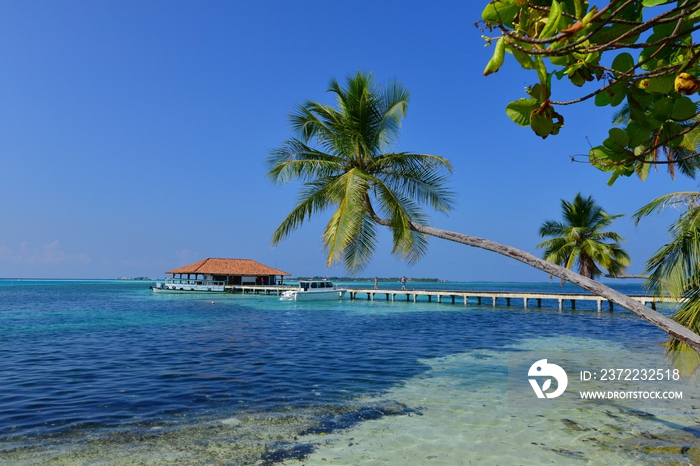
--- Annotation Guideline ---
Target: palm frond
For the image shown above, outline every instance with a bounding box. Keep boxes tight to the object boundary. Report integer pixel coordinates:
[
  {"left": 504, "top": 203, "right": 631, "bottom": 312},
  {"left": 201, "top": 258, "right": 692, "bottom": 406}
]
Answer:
[
  {"left": 266, "top": 140, "right": 343, "bottom": 184},
  {"left": 374, "top": 153, "right": 455, "bottom": 213},
  {"left": 322, "top": 168, "right": 372, "bottom": 267},
  {"left": 632, "top": 191, "right": 700, "bottom": 226},
  {"left": 271, "top": 177, "right": 342, "bottom": 245}
]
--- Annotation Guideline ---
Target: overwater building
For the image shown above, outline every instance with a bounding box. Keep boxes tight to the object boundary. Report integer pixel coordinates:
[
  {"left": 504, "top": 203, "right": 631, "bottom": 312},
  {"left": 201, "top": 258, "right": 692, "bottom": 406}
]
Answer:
[{"left": 165, "top": 258, "right": 290, "bottom": 286}]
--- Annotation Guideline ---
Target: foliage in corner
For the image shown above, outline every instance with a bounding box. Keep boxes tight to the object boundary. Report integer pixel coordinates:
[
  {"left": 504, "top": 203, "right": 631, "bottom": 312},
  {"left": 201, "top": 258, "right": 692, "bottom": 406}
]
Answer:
[
  {"left": 634, "top": 190, "right": 700, "bottom": 374},
  {"left": 480, "top": 0, "right": 700, "bottom": 184}
]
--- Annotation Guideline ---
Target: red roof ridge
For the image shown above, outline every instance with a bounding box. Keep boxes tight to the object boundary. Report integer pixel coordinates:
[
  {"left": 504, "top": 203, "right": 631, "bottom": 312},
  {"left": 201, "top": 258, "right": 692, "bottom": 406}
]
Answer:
[{"left": 165, "top": 258, "right": 290, "bottom": 276}]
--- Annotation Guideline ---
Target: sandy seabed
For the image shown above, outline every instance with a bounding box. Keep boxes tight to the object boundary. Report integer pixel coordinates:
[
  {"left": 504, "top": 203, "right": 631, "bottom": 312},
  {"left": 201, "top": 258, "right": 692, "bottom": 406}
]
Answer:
[{"left": 283, "top": 337, "right": 700, "bottom": 466}]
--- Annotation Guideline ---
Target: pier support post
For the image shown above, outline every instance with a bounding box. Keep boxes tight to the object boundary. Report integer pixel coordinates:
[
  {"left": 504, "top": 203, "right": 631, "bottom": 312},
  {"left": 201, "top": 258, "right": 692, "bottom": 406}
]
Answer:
[
  {"left": 464, "top": 296, "right": 468, "bottom": 306},
  {"left": 492, "top": 297, "right": 496, "bottom": 307},
  {"left": 597, "top": 300, "right": 602, "bottom": 312},
  {"left": 523, "top": 297, "right": 528, "bottom": 308},
  {"left": 477, "top": 297, "right": 482, "bottom": 305},
  {"left": 506, "top": 297, "right": 511, "bottom": 306},
  {"left": 609, "top": 300, "right": 614, "bottom": 311},
  {"left": 558, "top": 299, "right": 563, "bottom": 311},
  {"left": 652, "top": 301, "right": 656, "bottom": 310},
  {"left": 413, "top": 294, "right": 417, "bottom": 303},
  {"left": 571, "top": 299, "right": 576, "bottom": 310},
  {"left": 428, "top": 295, "right": 432, "bottom": 303},
  {"left": 537, "top": 298, "right": 541, "bottom": 308}
]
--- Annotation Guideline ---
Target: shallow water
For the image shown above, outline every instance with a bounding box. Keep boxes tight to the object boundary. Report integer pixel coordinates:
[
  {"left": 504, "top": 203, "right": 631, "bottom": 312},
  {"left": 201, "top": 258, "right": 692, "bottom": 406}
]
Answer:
[{"left": 1, "top": 280, "right": 698, "bottom": 464}]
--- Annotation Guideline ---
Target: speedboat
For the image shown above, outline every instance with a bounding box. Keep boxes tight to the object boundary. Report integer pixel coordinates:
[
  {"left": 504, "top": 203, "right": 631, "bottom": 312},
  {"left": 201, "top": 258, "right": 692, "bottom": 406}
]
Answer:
[
  {"left": 280, "top": 280, "right": 346, "bottom": 301},
  {"left": 151, "top": 278, "right": 226, "bottom": 293}
]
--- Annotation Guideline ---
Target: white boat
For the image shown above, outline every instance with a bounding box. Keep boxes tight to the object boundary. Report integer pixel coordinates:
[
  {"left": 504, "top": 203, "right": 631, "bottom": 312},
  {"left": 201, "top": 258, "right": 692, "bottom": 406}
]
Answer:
[
  {"left": 151, "top": 278, "right": 226, "bottom": 293},
  {"left": 280, "top": 280, "right": 346, "bottom": 301}
]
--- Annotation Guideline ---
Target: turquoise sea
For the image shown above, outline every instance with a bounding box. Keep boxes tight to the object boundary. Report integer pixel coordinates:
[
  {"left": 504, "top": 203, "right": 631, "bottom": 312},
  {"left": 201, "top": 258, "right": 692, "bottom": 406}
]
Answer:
[{"left": 2, "top": 279, "right": 700, "bottom": 465}]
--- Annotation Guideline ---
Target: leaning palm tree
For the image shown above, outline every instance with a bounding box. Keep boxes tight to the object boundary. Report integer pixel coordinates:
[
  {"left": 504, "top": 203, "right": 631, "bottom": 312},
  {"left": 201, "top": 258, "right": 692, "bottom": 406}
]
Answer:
[
  {"left": 267, "top": 71, "right": 455, "bottom": 272},
  {"left": 537, "top": 194, "right": 630, "bottom": 283},
  {"left": 634, "top": 191, "right": 700, "bottom": 373},
  {"left": 267, "top": 71, "right": 700, "bottom": 353}
]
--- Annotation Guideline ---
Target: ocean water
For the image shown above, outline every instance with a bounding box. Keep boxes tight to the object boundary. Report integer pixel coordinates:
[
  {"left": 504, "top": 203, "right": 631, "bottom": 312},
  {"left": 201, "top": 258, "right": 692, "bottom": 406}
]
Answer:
[{"left": 1, "top": 279, "right": 699, "bottom": 465}]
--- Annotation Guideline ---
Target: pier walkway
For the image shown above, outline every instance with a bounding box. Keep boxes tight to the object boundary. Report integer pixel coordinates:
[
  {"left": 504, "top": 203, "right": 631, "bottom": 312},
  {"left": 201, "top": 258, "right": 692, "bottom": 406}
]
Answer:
[
  {"left": 346, "top": 288, "right": 678, "bottom": 311},
  {"left": 226, "top": 285, "right": 679, "bottom": 311}
]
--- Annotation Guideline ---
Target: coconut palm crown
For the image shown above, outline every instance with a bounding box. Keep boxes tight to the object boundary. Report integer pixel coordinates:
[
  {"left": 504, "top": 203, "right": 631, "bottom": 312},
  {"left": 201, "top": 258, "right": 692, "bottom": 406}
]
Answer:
[
  {"left": 537, "top": 193, "right": 631, "bottom": 280},
  {"left": 267, "top": 71, "right": 454, "bottom": 272}
]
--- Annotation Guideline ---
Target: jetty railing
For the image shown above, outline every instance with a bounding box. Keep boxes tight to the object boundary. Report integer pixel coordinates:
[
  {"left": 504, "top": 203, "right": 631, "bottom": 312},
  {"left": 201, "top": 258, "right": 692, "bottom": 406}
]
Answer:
[
  {"left": 224, "top": 285, "right": 680, "bottom": 311},
  {"left": 345, "top": 288, "right": 679, "bottom": 311}
]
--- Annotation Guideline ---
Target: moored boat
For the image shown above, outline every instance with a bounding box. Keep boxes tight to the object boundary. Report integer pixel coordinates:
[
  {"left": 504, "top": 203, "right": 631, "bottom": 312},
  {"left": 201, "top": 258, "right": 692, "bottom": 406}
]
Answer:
[{"left": 280, "top": 280, "right": 346, "bottom": 301}]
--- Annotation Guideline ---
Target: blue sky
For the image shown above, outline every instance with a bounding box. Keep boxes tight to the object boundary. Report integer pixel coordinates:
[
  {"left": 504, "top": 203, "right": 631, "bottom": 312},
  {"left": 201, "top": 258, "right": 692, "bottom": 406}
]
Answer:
[{"left": 0, "top": 1, "right": 695, "bottom": 281}]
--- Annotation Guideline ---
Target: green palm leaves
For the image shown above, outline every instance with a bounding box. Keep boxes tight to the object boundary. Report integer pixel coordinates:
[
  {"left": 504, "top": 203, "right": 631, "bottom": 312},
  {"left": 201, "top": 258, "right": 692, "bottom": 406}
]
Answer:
[
  {"left": 267, "top": 71, "right": 454, "bottom": 272},
  {"left": 634, "top": 191, "right": 700, "bottom": 373},
  {"left": 537, "top": 194, "right": 630, "bottom": 280}
]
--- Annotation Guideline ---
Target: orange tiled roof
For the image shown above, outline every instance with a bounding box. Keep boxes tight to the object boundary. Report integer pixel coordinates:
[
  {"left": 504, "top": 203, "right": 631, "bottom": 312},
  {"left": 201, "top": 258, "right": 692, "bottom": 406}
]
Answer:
[{"left": 165, "top": 258, "right": 290, "bottom": 276}]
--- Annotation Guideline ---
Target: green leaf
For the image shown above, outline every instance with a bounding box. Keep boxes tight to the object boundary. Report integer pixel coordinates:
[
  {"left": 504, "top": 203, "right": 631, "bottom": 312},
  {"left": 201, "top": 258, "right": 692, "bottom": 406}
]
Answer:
[
  {"left": 531, "top": 110, "right": 554, "bottom": 138},
  {"left": 590, "top": 24, "right": 640, "bottom": 46},
  {"left": 671, "top": 96, "right": 697, "bottom": 121},
  {"left": 540, "top": 0, "right": 562, "bottom": 39},
  {"left": 634, "top": 155, "right": 651, "bottom": 181},
  {"left": 642, "top": 0, "right": 671, "bottom": 6},
  {"left": 595, "top": 89, "right": 610, "bottom": 106},
  {"left": 483, "top": 38, "right": 507, "bottom": 76},
  {"left": 645, "top": 75, "right": 674, "bottom": 94},
  {"left": 534, "top": 56, "right": 549, "bottom": 94},
  {"left": 606, "top": 165, "right": 635, "bottom": 186},
  {"left": 603, "top": 127, "right": 630, "bottom": 151},
  {"left": 589, "top": 145, "right": 616, "bottom": 170},
  {"left": 506, "top": 98, "right": 538, "bottom": 126},
  {"left": 661, "top": 122, "right": 685, "bottom": 147},
  {"left": 482, "top": 0, "right": 519, "bottom": 26},
  {"left": 609, "top": 82, "right": 627, "bottom": 107},
  {"left": 569, "top": 71, "right": 585, "bottom": 87},
  {"left": 506, "top": 44, "right": 537, "bottom": 70},
  {"left": 526, "top": 84, "right": 545, "bottom": 101},
  {"left": 611, "top": 52, "right": 635, "bottom": 78},
  {"left": 652, "top": 97, "right": 674, "bottom": 121},
  {"left": 626, "top": 121, "right": 652, "bottom": 148}
]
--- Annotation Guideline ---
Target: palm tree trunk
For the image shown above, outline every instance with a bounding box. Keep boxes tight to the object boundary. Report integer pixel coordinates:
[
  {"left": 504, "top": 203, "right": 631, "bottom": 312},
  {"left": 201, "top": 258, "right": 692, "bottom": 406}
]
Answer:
[{"left": 406, "top": 222, "right": 700, "bottom": 353}]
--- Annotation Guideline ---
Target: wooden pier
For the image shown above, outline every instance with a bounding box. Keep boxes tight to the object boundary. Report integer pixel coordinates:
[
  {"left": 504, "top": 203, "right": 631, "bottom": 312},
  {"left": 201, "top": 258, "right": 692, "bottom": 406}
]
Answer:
[
  {"left": 345, "top": 288, "right": 679, "bottom": 311},
  {"left": 224, "top": 285, "right": 679, "bottom": 311}
]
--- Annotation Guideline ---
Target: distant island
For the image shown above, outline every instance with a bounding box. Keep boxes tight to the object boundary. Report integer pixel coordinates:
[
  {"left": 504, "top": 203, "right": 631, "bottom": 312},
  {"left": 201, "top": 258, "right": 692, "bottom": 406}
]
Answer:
[
  {"left": 116, "top": 277, "right": 152, "bottom": 281},
  {"left": 290, "top": 276, "right": 447, "bottom": 282}
]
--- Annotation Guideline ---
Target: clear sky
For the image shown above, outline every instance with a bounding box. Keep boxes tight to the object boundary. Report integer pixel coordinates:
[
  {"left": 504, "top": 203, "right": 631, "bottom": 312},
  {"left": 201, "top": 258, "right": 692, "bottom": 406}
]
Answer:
[{"left": 0, "top": 1, "right": 695, "bottom": 281}]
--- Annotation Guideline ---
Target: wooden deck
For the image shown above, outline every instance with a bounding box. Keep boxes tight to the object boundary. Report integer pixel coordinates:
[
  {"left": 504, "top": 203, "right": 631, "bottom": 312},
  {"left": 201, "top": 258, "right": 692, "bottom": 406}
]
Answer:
[
  {"left": 225, "top": 285, "right": 680, "bottom": 311},
  {"left": 345, "top": 288, "right": 680, "bottom": 311}
]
